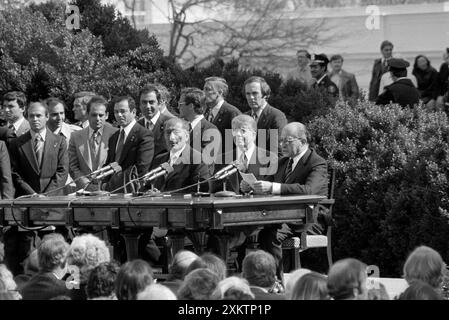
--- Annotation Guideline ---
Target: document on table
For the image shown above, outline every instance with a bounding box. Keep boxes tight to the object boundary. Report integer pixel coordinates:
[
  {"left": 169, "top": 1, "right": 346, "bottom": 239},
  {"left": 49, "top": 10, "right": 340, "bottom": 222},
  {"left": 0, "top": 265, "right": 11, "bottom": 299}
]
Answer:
[{"left": 239, "top": 172, "right": 258, "bottom": 187}]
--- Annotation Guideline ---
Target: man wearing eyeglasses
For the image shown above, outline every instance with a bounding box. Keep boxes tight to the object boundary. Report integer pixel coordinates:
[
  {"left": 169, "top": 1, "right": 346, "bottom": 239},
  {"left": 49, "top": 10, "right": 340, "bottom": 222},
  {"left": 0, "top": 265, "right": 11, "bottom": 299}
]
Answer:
[{"left": 242, "top": 122, "right": 328, "bottom": 280}]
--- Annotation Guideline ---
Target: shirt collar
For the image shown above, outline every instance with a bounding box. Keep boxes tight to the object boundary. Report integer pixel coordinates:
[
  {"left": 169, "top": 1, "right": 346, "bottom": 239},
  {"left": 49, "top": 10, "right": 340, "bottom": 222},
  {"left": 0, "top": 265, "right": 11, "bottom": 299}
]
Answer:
[
  {"left": 120, "top": 119, "right": 136, "bottom": 139},
  {"left": 9, "top": 117, "right": 25, "bottom": 131},
  {"left": 316, "top": 74, "right": 327, "bottom": 85},
  {"left": 291, "top": 146, "right": 309, "bottom": 170},
  {"left": 190, "top": 115, "right": 204, "bottom": 129},
  {"left": 149, "top": 111, "right": 161, "bottom": 125},
  {"left": 236, "top": 142, "right": 256, "bottom": 164},
  {"left": 169, "top": 144, "right": 187, "bottom": 164},
  {"left": 211, "top": 99, "right": 224, "bottom": 112},
  {"left": 253, "top": 101, "right": 267, "bottom": 118},
  {"left": 30, "top": 128, "right": 47, "bottom": 142},
  {"left": 89, "top": 125, "right": 104, "bottom": 138}
]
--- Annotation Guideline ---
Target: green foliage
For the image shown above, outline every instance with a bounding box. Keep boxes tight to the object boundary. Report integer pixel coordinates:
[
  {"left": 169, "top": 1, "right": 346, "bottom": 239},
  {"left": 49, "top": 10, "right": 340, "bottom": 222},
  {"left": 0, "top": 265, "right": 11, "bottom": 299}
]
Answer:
[{"left": 308, "top": 101, "right": 449, "bottom": 276}]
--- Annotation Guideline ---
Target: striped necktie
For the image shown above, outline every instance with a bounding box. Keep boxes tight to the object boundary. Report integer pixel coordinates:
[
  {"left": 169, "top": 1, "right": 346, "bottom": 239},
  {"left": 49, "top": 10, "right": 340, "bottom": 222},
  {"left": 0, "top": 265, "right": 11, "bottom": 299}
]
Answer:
[
  {"left": 34, "top": 133, "right": 44, "bottom": 167},
  {"left": 115, "top": 129, "right": 125, "bottom": 162},
  {"left": 283, "top": 158, "right": 294, "bottom": 182}
]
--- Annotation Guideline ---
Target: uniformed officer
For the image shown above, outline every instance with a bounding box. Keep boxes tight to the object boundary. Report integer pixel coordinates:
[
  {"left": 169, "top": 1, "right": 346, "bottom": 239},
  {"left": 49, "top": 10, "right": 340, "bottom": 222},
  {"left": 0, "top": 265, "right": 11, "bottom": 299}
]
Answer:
[
  {"left": 310, "top": 53, "right": 339, "bottom": 98},
  {"left": 376, "top": 58, "right": 420, "bottom": 108}
]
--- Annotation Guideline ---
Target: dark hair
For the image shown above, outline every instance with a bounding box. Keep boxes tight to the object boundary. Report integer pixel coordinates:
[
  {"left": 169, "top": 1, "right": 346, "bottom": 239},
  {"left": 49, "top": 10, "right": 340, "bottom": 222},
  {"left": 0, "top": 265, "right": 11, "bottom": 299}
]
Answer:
[
  {"left": 330, "top": 54, "right": 344, "bottom": 62},
  {"left": 86, "top": 261, "right": 121, "bottom": 299},
  {"left": 45, "top": 97, "right": 67, "bottom": 111},
  {"left": 139, "top": 85, "right": 162, "bottom": 103},
  {"left": 183, "top": 88, "right": 205, "bottom": 115},
  {"left": 380, "top": 40, "right": 394, "bottom": 50},
  {"left": 3, "top": 91, "right": 27, "bottom": 109},
  {"left": 398, "top": 280, "right": 443, "bottom": 300},
  {"left": 112, "top": 96, "right": 137, "bottom": 112},
  {"left": 243, "top": 76, "right": 271, "bottom": 98},
  {"left": 391, "top": 68, "right": 407, "bottom": 78},
  {"left": 115, "top": 259, "right": 153, "bottom": 300},
  {"left": 242, "top": 250, "right": 276, "bottom": 288},
  {"left": 178, "top": 268, "right": 219, "bottom": 300},
  {"left": 86, "top": 95, "right": 108, "bottom": 114},
  {"left": 412, "top": 55, "right": 431, "bottom": 74}
]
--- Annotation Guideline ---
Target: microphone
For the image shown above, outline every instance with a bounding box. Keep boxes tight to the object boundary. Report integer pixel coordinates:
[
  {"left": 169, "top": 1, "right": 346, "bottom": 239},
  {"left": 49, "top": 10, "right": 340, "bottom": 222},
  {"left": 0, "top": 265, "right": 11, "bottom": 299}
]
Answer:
[
  {"left": 141, "top": 162, "right": 170, "bottom": 181},
  {"left": 215, "top": 167, "right": 238, "bottom": 181},
  {"left": 143, "top": 163, "right": 173, "bottom": 182},
  {"left": 91, "top": 162, "right": 120, "bottom": 178},
  {"left": 213, "top": 161, "right": 240, "bottom": 179},
  {"left": 95, "top": 163, "right": 122, "bottom": 180}
]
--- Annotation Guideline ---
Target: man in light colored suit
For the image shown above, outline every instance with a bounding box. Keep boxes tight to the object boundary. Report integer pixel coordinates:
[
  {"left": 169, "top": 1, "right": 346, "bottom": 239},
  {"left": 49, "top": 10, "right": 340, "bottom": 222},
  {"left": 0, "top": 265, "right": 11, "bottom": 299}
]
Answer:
[
  {"left": 2, "top": 91, "right": 30, "bottom": 141},
  {"left": 69, "top": 95, "right": 118, "bottom": 191},
  {"left": 329, "top": 54, "right": 359, "bottom": 101}
]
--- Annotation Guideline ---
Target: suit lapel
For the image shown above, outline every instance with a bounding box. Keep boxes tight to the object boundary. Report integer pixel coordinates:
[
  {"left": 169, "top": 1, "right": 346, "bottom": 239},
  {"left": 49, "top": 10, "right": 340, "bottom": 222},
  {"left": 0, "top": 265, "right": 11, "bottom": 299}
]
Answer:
[
  {"left": 17, "top": 119, "right": 30, "bottom": 137},
  {"left": 285, "top": 149, "right": 311, "bottom": 183},
  {"left": 79, "top": 129, "right": 92, "bottom": 171},
  {"left": 213, "top": 105, "right": 226, "bottom": 125},
  {"left": 42, "top": 131, "right": 56, "bottom": 175},
  {"left": 119, "top": 123, "right": 137, "bottom": 163},
  {"left": 98, "top": 128, "right": 111, "bottom": 168},
  {"left": 21, "top": 132, "right": 39, "bottom": 174},
  {"left": 258, "top": 105, "right": 270, "bottom": 128}
]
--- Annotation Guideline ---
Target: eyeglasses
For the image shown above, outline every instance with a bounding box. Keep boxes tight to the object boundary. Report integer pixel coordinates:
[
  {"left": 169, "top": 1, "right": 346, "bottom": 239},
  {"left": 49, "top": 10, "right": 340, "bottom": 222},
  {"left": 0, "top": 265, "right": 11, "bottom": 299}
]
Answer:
[
  {"left": 279, "top": 138, "right": 300, "bottom": 145},
  {"left": 232, "top": 128, "right": 254, "bottom": 136}
]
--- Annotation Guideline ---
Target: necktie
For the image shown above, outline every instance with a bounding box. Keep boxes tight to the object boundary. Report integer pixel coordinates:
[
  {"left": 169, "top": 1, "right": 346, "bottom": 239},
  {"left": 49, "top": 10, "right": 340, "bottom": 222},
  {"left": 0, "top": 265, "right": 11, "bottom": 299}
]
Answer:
[
  {"left": 189, "top": 123, "right": 193, "bottom": 132},
  {"left": 208, "top": 110, "right": 215, "bottom": 122},
  {"left": 240, "top": 152, "right": 248, "bottom": 173},
  {"left": 90, "top": 131, "right": 99, "bottom": 156},
  {"left": 8, "top": 124, "right": 16, "bottom": 137},
  {"left": 146, "top": 121, "right": 154, "bottom": 131},
  {"left": 252, "top": 113, "right": 258, "bottom": 123},
  {"left": 115, "top": 129, "right": 125, "bottom": 162},
  {"left": 284, "top": 158, "right": 294, "bottom": 182},
  {"left": 34, "top": 133, "right": 44, "bottom": 168}
]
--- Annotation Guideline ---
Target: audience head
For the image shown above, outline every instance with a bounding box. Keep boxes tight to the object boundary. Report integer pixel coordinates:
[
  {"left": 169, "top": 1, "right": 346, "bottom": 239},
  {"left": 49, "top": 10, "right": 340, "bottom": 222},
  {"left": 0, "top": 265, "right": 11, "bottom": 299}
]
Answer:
[
  {"left": 244, "top": 76, "right": 271, "bottom": 112},
  {"left": 115, "top": 259, "right": 153, "bottom": 300},
  {"left": 398, "top": 280, "right": 443, "bottom": 300},
  {"left": 2, "top": 91, "right": 26, "bottom": 123},
  {"left": 211, "top": 276, "right": 254, "bottom": 300},
  {"left": 388, "top": 58, "right": 409, "bottom": 78},
  {"left": 403, "top": 245, "right": 446, "bottom": 289},
  {"left": 178, "top": 87, "right": 205, "bottom": 121},
  {"left": 330, "top": 54, "right": 344, "bottom": 73},
  {"left": 86, "top": 261, "right": 121, "bottom": 300},
  {"left": 309, "top": 53, "right": 329, "bottom": 79},
  {"left": 280, "top": 122, "right": 310, "bottom": 158},
  {"left": 285, "top": 268, "right": 312, "bottom": 299},
  {"left": 327, "top": 258, "right": 368, "bottom": 300},
  {"left": 45, "top": 97, "right": 67, "bottom": 131},
  {"left": 73, "top": 91, "right": 96, "bottom": 122},
  {"left": 169, "top": 250, "right": 199, "bottom": 281},
  {"left": 413, "top": 55, "right": 431, "bottom": 72},
  {"left": 185, "top": 253, "right": 227, "bottom": 281},
  {"left": 291, "top": 272, "right": 329, "bottom": 300},
  {"left": 113, "top": 96, "right": 137, "bottom": 128},
  {"left": 203, "top": 76, "right": 228, "bottom": 106},
  {"left": 164, "top": 117, "right": 190, "bottom": 152},
  {"left": 0, "top": 264, "right": 20, "bottom": 300},
  {"left": 37, "top": 233, "right": 69, "bottom": 276},
  {"left": 137, "top": 283, "right": 177, "bottom": 300},
  {"left": 242, "top": 250, "right": 277, "bottom": 288},
  {"left": 139, "top": 85, "right": 163, "bottom": 120},
  {"left": 231, "top": 114, "right": 257, "bottom": 152},
  {"left": 87, "top": 95, "right": 109, "bottom": 131},
  {"left": 296, "top": 49, "right": 311, "bottom": 67},
  {"left": 380, "top": 40, "right": 394, "bottom": 59},
  {"left": 177, "top": 268, "right": 220, "bottom": 300},
  {"left": 367, "top": 281, "right": 390, "bottom": 300},
  {"left": 27, "top": 101, "right": 48, "bottom": 134}
]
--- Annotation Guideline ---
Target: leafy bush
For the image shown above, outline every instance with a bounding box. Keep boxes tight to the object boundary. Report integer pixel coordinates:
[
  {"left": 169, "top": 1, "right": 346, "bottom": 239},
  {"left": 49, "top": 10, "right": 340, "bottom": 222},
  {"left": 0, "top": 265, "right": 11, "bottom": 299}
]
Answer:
[{"left": 308, "top": 101, "right": 449, "bottom": 276}]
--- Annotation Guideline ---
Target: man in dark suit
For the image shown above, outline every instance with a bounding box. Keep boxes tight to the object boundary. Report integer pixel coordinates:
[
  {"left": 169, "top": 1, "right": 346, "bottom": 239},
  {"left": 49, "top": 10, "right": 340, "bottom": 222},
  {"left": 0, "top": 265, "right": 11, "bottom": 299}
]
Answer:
[
  {"left": 244, "top": 122, "right": 328, "bottom": 280},
  {"left": 310, "top": 54, "right": 339, "bottom": 98},
  {"left": 69, "top": 95, "right": 118, "bottom": 191},
  {"left": 203, "top": 77, "right": 241, "bottom": 162},
  {"left": 376, "top": 58, "right": 420, "bottom": 108},
  {"left": 138, "top": 85, "right": 174, "bottom": 157},
  {"left": 103, "top": 96, "right": 154, "bottom": 193},
  {"left": 178, "top": 87, "right": 220, "bottom": 162},
  {"left": 244, "top": 76, "right": 287, "bottom": 156},
  {"left": 1, "top": 91, "right": 30, "bottom": 144},
  {"left": 329, "top": 54, "right": 359, "bottom": 101},
  {"left": 369, "top": 40, "right": 394, "bottom": 101},
  {"left": 0, "top": 140, "right": 14, "bottom": 199},
  {"left": 6, "top": 102, "right": 68, "bottom": 275}
]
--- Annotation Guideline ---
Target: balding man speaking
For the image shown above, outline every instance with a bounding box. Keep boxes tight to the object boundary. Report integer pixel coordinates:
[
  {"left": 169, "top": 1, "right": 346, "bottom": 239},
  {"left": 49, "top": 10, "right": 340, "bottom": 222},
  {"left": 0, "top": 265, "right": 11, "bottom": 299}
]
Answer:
[{"left": 243, "top": 122, "right": 328, "bottom": 280}]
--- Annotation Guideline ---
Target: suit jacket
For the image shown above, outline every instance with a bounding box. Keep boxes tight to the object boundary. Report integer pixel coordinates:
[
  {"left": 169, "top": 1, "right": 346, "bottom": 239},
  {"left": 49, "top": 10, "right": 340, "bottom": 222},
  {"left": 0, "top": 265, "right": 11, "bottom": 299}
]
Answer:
[
  {"left": 68, "top": 123, "right": 118, "bottom": 189},
  {"left": 266, "top": 148, "right": 328, "bottom": 196},
  {"left": 190, "top": 117, "right": 220, "bottom": 159},
  {"left": 148, "top": 145, "right": 213, "bottom": 193},
  {"left": 330, "top": 70, "right": 359, "bottom": 100},
  {"left": 0, "top": 140, "right": 14, "bottom": 199},
  {"left": 9, "top": 130, "right": 68, "bottom": 196},
  {"left": 376, "top": 78, "right": 420, "bottom": 108},
  {"left": 0, "top": 119, "right": 30, "bottom": 145},
  {"left": 212, "top": 147, "right": 277, "bottom": 194},
  {"left": 20, "top": 272, "right": 71, "bottom": 300},
  {"left": 246, "top": 104, "right": 287, "bottom": 154},
  {"left": 369, "top": 58, "right": 389, "bottom": 101},
  {"left": 313, "top": 74, "right": 339, "bottom": 98},
  {"left": 138, "top": 112, "right": 173, "bottom": 157},
  {"left": 104, "top": 122, "right": 154, "bottom": 192}
]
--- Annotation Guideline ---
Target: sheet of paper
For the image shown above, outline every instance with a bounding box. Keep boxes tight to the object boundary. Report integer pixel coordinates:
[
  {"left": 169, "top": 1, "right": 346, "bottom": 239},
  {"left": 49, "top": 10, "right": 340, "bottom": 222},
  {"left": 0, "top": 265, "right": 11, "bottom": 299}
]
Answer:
[{"left": 240, "top": 172, "right": 258, "bottom": 187}]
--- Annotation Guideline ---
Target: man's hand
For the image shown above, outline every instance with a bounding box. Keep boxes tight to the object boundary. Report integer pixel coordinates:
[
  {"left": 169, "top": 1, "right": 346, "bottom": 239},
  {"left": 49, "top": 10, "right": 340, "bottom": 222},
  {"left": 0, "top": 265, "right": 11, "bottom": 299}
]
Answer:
[
  {"left": 253, "top": 180, "right": 273, "bottom": 194},
  {"left": 240, "top": 180, "right": 252, "bottom": 193}
]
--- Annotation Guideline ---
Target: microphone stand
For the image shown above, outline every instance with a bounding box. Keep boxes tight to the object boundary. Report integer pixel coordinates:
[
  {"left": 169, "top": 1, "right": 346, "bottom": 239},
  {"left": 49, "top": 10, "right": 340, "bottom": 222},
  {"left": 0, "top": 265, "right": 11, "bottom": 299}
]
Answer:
[{"left": 214, "top": 177, "right": 237, "bottom": 197}]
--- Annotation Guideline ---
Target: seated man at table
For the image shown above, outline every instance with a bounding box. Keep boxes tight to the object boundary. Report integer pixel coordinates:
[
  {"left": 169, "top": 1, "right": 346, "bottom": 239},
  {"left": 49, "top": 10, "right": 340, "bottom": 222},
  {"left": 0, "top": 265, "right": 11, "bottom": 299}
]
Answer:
[{"left": 241, "top": 122, "right": 328, "bottom": 280}]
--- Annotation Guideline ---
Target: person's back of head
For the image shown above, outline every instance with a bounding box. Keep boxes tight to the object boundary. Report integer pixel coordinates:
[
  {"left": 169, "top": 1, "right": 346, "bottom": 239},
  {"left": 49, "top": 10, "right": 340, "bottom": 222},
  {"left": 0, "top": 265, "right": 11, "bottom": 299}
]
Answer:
[
  {"left": 291, "top": 272, "right": 329, "bottom": 300},
  {"left": 67, "top": 234, "right": 110, "bottom": 274},
  {"left": 37, "top": 234, "right": 69, "bottom": 273},
  {"left": 186, "top": 253, "right": 227, "bottom": 281},
  {"left": 398, "top": 280, "right": 443, "bottom": 300},
  {"left": 285, "top": 268, "right": 311, "bottom": 299},
  {"left": 211, "top": 276, "right": 254, "bottom": 300},
  {"left": 137, "top": 283, "right": 177, "bottom": 300},
  {"left": 242, "top": 250, "right": 276, "bottom": 288},
  {"left": 327, "top": 258, "right": 368, "bottom": 300},
  {"left": 403, "top": 245, "right": 446, "bottom": 289},
  {"left": 86, "top": 261, "right": 120, "bottom": 300},
  {"left": 115, "top": 259, "right": 153, "bottom": 300},
  {"left": 177, "top": 268, "right": 219, "bottom": 300},
  {"left": 169, "top": 250, "right": 198, "bottom": 281}
]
